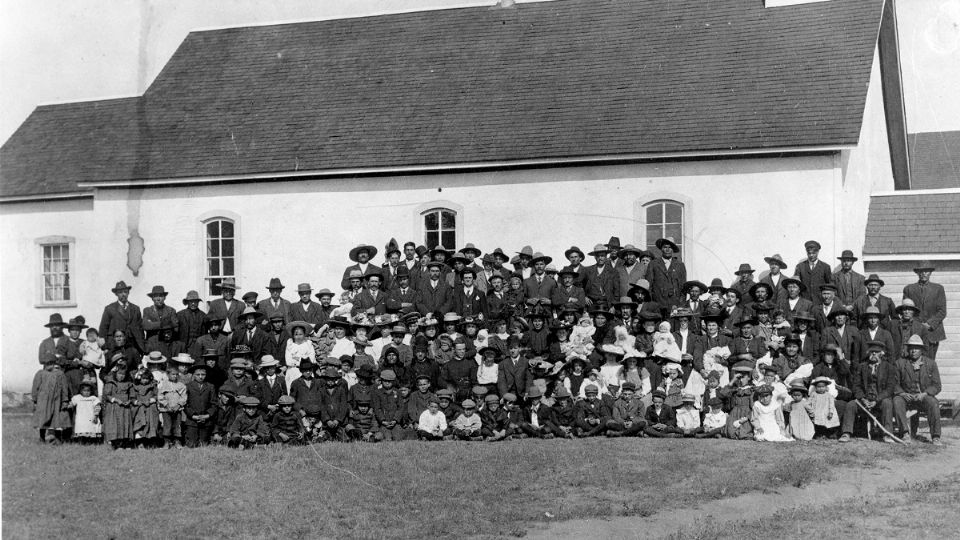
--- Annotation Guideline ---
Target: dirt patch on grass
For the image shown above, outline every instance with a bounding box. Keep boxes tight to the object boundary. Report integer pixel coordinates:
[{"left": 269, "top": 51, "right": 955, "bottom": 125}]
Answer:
[{"left": 527, "top": 428, "right": 960, "bottom": 540}]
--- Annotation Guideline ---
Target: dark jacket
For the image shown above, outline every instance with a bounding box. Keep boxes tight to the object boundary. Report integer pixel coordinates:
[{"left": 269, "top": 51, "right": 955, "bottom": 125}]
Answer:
[
  {"left": 583, "top": 262, "right": 620, "bottom": 305},
  {"left": 416, "top": 281, "right": 453, "bottom": 317},
  {"left": 452, "top": 287, "right": 487, "bottom": 318},
  {"left": 207, "top": 298, "right": 245, "bottom": 334},
  {"left": 319, "top": 384, "right": 350, "bottom": 424},
  {"left": 497, "top": 355, "right": 529, "bottom": 397},
  {"left": 289, "top": 301, "right": 325, "bottom": 326},
  {"left": 290, "top": 377, "right": 324, "bottom": 416},
  {"left": 902, "top": 281, "right": 947, "bottom": 343},
  {"left": 852, "top": 361, "right": 897, "bottom": 402},
  {"left": 645, "top": 257, "right": 687, "bottom": 309},
  {"left": 894, "top": 357, "right": 941, "bottom": 396},
  {"left": 183, "top": 380, "right": 217, "bottom": 426},
  {"left": 254, "top": 375, "right": 287, "bottom": 412},
  {"left": 644, "top": 403, "right": 677, "bottom": 427},
  {"left": 794, "top": 259, "right": 832, "bottom": 301},
  {"left": 98, "top": 301, "right": 145, "bottom": 352}
]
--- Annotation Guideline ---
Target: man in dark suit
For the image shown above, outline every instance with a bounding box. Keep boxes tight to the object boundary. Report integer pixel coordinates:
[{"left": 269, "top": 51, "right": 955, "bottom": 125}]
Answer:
[
  {"left": 257, "top": 278, "right": 292, "bottom": 325},
  {"left": 902, "top": 262, "right": 947, "bottom": 360},
  {"left": 497, "top": 336, "right": 529, "bottom": 398},
  {"left": 341, "top": 244, "right": 378, "bottom": 291},
  {"left": 583, "top": 243, "right": 620, "bottom": 306},
  {"left": 385, "top": 266, "right": 418, "bottom": 314},
  {"left": 832, "top": 250, "right": 865, "bottom": 310},
  {"left": 183, "top": 363, "right": 218, "bottom": 447},
  {"left": 401, "top": 242, "right": 423, "bottom": 290},
  {"left": 560, "top": 246, "right": 589, "bottom": 290},
  {"left": 615, "top": 245, "right": 646, "bottom": 300},
  {"left": 416, "top": 262, "right": 452, "bottom": 317},
  {"left": 230, "top": 307, "right": 269, "bottom": 363},
  {"left": 720, "top": 289, "right": 744, "bottom": 338},
  {"left": 352, "top": 271, "right": 388, "bottom": 316},
  {"left": 289, "top": 283, "right": 324, "bottom": 326},
  {"left": 851, "top": 274, "right": 897, "bottom": 331},
  {"left": 838, "top": 341, "right": 897, "bottom": 443},
  {"left": 760, "top": 254, "right": 789, "bottom": 304},
  {"left": 253, "top": 355, "right": 287, "bottom": 416},
  {"left": 452, "top": 268, "right": 487, "bottom": 318},
  {"left": 262, "top": 314, "right": 291, "bottom": 362},
  {"left": 39, "top": 313, "right": 67, "bottom": 365},
  {"left": 314, "top": 289, "right": 337, "bottom": 326},
  {"left": 206, "top": 278, "right": 245, "bottom": 336},
  {"left": 728, "top": 264, "right": 757, "bottom": 306},
  {"left": 98, "top": 281, "right": 145, "bottom": 353},
  {"left": 143, "top": 285, "right": 179, "bottom": 341},
  {"left": 644, "top": 237, "right": 686, "bottom": 311},
  {"left": 551, "top": 270, "right": 587, "bottom": 311},
  {"left": 381, "top": 239, "right": 403, "bottom": 291},
  {"left": 680, "top": 280, "right": 706, "bottom": 335},
  {"left": 523, "top": 252, "right": 558, "bottom": 303},
  {"left": 891, "top": 299, "right": 929, "bottom": 361},
  {"left": 814, "top": 284, "right": 843, "bottom": 333},
  {"left": 777, "top": 277, "right": 814, "bottom": 324},
  {"left": 822, "top": 308, "right": 862, "bottom": 373},
  {"left": 792, "top": 312, "right": 821, "bottom": 360},
  {"left": 177, "top": 290, "right": 207, "bottom": 353},
  {"left": 857, "top": 307, "right": 896, "bottom": 364},
  {"left": 794, "top": 240, "right": 832, "bottom": 301}
]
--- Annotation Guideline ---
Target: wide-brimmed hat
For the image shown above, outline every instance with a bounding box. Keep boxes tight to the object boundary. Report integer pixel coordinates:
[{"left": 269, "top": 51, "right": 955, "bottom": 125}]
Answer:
[
  {"left": 614, "top": 296, "right": 638, "bottom": 309},
  {"left": 429, "top": 245, "right": 453, "bottom": 259},
  {"left": 314, "top": 288, "right": 335, "bottom": 299},
  {"left": 860, "top": 306, "right": 882, "bottom": 320},
  {"left": 564, "top": 246, "right": 585, "bottom": 261},
  {"left": 229, "top": 357, "right": 248, "bottom": 369},
  {"left": 491, "top": 248, "right": 510, "bottom": 263},
  {"left": 863, "top": 274, "right": 885, "bottom": 287},
  {"left": 837, "top": 250, "right": 858, "bottom": 261},
  {"left": 147, "top": 285, "right": 169, "bottom": 298},
  {"left": 637, "top": 310, "right": 661, "bottom": 322},
  {"left": 320, "top": 366, "right": 341, "bottom": 379},
  {"left": 171, "top": 353, "right": 193, "bottom": 365},
  {"left": 906, "top": 334, "right": 925, "bottom": 348},
  {"left": 606, "top": 236, "right": 622, "bottom": 250},
  {"left": 655, "top": 237, "right": 679, "bottom": 252},
  {"left": 111, "top": 281, "right": 132, "bottom": 293},
  {"left": 349, "top": 244, "right": 378, "bottom": 262},
  {"left": 446, "top": 251, "right": 469, "bottom": 266},
  {"left": 804, "top": 240, "right": 822, "bottom": 251},
  {"left": 811, "top": 376, "right": 832, "bottom": 386},
  {"left": 826, "top": 308, "right": 852, "bottom": 320},
  {"left": 734, "top": 263, "right": 755, "bottom": 275},
  {"left": 182, "top": 290, "right": 202, "bottom": 305},
  {"left": 749, "top": 282, "right": 774, "bottom": 300},
  {"left": 43, "top": 313, "right": 66, "bottom": 328},
  {"left": 201, "top": 348, "right": 220, "bottom": 359},
  {"left": 256, "top": 355, "right": 278, "bottom": 368},
  {"left": 66, "top": 316, "right": 88, "bottom": 329},
  {"left": 734, "top": 316, "right": 758, "bottom": 327},
  {"left": 783, "top": 334, "right": 802, "bottom": 346},
  {"left": 145, "top": 351, "right": 167, "bottom": 364},
  {"left": 266, "top": 277, "right": 285, "bottom": 290},
  {"left": 781, "top": 277, "right": 805, "bottom": 291},
  {"left": 515, "top": 245, "right": 534, "bottom": 258},
  {"left": 588, "top": 243, "right": 610, "bottom": 256},
  {"left": 617, "top": 244, "right": 643, "bottom": 258},
  {"left": 793, "top": 311, "right": 815, "bottom": 323},
  {"left": 787, "top": 381, "right": 808, "bottom": 395},
  {"left": 628, "top": 279, "right": 651, "bottom": 297},
  {"left": 913, "top": 260, "right": 936, "bottom": 272},
  {"left": 682, "top": 280, "right": 707, "bottom": 295},
  {"left": 751, "top": 301, "right": 776, "bottom": 313},
  {"left": 286, "top": 320, "right": 312, "bottom": 336},
  {"left": 240, "top": 306, "right": 264, "bottom": 320},
  {"left": 706, "top": 278, "right": 724, "bottom": 293},
  {"left": 460, "top": 243, "right": 481, "bottom": 257},
  {"left": 763, "top": 254, "right": 788, "bottom": 269},
  {"left": 601, "top": 344, "right": 626, "bottom": 357},
  {"left": 350, "top": 336, "right": 371, "bottom": 347},
  {"left": 529, "top": 252, "right": 552, "bottom": 266},
  {"left": 896, "top": 299, "right": 920, "bottom": 314},
  {"left": 442, "top": 312, "right": 463, "bottom": 324},
  {"left": 219, "top": 278, "right": 238, "bottom": 291},
  {"left": 203, "top": 313, "right": 225, "bottom": 326}
]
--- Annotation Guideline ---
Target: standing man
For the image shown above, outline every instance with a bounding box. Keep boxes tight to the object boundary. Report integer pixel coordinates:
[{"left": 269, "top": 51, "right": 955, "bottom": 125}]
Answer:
[
  {"left": 515, "top": 246, "right": 534, "bottom": 280},
  {"left": 644, "top": 237, "right": 686, "bottom": 312},
  {"left": 461, "top": 243, "right": 488, "bottom": 293},
  {"left": 606, "top": 237, "right": 622, "bottom": 268},
  {"left": 615, "top": 245, "right": 645, "bottom": 299},
  {"left": 98, "top": 280, "right": 145, "bottom": 353},
  {"left": 777, "top": 277, "right": 814, "bottom": 324},
  {"left": 852, "top": 274, "right": 897, "bottom": 331},
  {"left": 832, "top": 250, "right": 865, "bottom": 311},
  {"left": 385, "top": 267, "right": 417, "bottom": 315},
  {"left": 823, "top": 308, "right": 862, "bottom": 374},
  {"left": 177, "top": 290, "right": 207, "bottom": 353},
  {"left": 289, "top": 283, "right": 324, "bottom": 326},
  {"left": 794, "top": 240, "right": 832, "bottom": 301},
  {"left": 381, "top": 239, "right": 402, "bottom": 291},
  {"left": 452, "top": 268, "right": 487, "bottom": 319},
  {"left": 207, "top": 278, "right": 244, "bottom": 336},
  {"left": 190, "top": 314, "right": 229, "bottom": 370},
  {"left": 902, "top": 261, "right": 947, "bottom": 360},
  {"left": 258, "top": 278, "right": 292, "bottom": 324},
  {"left": 39, "top": 314, "right": 67, "bottom": 365},
  {"left": 760, "top": 254, "right": 789, "bottom": 304},
  {"left": 401, "top": 241, "right": 422, "bottom": 289},
  {"left": 143, "top": 285, "right": 179, "bottom": 341},
  {"left": 728, "top": 264, "right": 756, "bottom": 306},
  {"left": 352, "top": 270, "right": 388, "bottom": 316},
  {"left": 814, "top": 284, "right": 843, "bottom": 333},
  {"left": 415, "top": 261, "right": 452, "bottom": 318},
  {"left": 583, "top": 243, "right": 619, "bottom": 306},
  {"left": 523, "top": 252, "right": 558, "bottom": 304},
  {"left": 341, "top": 244, "right": 378, "bottom": 291},
  {"left": 561, "top": 246, "right": 589, "bottom": 290}
]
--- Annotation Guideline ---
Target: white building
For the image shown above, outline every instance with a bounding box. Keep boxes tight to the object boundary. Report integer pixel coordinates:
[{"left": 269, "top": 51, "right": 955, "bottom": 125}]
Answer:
[{"left": 1, "top": 0, "right": 932, "bottom": 393}]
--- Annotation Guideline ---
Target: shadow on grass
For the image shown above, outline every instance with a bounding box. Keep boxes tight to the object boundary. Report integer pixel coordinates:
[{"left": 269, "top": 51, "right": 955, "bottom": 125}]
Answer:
[{"left": 1, "top": 414, "right": 935, "bottom": 539}]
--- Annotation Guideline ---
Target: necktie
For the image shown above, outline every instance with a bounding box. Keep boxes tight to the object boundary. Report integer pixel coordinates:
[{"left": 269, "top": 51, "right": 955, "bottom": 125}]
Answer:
[{"left": 248, "top": 330, "right": 253, "bottom": 342}]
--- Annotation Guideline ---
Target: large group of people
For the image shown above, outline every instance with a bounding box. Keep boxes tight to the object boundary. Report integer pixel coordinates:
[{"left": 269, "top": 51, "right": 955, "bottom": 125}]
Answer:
[{"left": 32, "top": 236, "right": 947, "bottom": 448}]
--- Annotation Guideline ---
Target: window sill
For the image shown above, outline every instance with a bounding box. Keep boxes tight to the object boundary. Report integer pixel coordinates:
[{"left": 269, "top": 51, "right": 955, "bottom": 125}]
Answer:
[{"left": 35, "top": 302, "right": 78, "bottom": 309}]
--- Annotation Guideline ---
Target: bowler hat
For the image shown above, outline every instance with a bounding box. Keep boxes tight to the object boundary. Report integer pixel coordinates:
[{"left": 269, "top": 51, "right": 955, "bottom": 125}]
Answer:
[
  {"left": 349, "top": 244, "right": 378, "bottom": 262},
  {"left": 837, "top": 250, "right": 858, "bottom": 261},
  {"left": 826, "top": 308, "right": 852, "bottom": 320},
  {"left": 147, "top": 285, "right": 169, "bottom": 298},
  {"left": 182, "top": 290, "right": 202, "bottom": 305},
  {"left": 707, "top": 278, "right": 725, "bottom": 292},
  {"left": 804, "top": 240, "right": 822, "bottom": 251},
  {"left": 763, "top": 254, "right": 788, "bottom": 269},
  {"left": 913, "top": 261, "right": 936, "bottom": 272},
  {"left": 296, "top": 283, "right": 313, "bottom": 294},
  {"left": 655, "top": 237, "right": 679, "bottom": 252},
  {"left": 187, "top": 362, "right": 208, "bottom": 373},
  {"left": 734, "top": 263, "right": 755, "bottom": 275},
  {"left": 266, "top": 277, "right": 285, "bottom": 290},
  {"left": 314, "top": 288, "right": 335, "bottom": 299},
  {"left": 863, "top": 274, "right": 885, "bottom": 287},
  {"left": 44, "top": 313, "right": 65, "bottom": 328},
  {"left": 111, "top": 281, "right": 132, "bottom": 293},
  {"left": 395, "top": 264, "right": 410, "bottom": 278},
  {"left": 564, "top": 246, "right": 585, "bottom": 260}
]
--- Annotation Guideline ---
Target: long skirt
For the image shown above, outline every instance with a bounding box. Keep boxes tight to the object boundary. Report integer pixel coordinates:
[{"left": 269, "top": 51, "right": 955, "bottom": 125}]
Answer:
[{"left": 102, "top": 403, "right": 133, "bottom": 442}]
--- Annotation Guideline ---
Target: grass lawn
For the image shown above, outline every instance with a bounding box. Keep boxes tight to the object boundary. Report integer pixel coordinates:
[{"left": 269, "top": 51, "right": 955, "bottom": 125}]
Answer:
[
  {"left": 1, "top": 413, "right": 936, "bottom": 539},
  {"left": 669, "top": 472, "right": 960, "bottom": 540}
]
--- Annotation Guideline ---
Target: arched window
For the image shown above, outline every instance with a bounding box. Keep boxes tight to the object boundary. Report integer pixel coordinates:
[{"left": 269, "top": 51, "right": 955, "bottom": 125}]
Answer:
[
  {"left": 204, "top": 218, "right": 235, "bottom": 296},
  {"left": 422, "top": 208, "right": 457, "bottom": 250},
  {"left": 644, "top": 200, "right": 683, "bottom": 258}
]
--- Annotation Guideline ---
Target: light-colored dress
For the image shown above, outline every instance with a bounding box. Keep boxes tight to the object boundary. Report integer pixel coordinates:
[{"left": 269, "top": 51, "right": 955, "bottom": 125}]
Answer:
[
  {"left": 806, "top": 392, "right": 840, "bottom": 428},
  {"left": 71, "top": 394, "right": 102, "bottom": 437},
  {"left": 785, "top": 399, "right": 815, "bottom": 441},
  {"left": 752, "top": 400, "right": 794, "bottom": 442},
  {"left": 285, "top": 339, "right": 317, "bottom": 388}
]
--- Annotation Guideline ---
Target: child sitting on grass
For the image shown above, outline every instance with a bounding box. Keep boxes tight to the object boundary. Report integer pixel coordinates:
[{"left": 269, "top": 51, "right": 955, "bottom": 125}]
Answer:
[
  {"left": 346, "top": 398, "right": 382, "bottom": 442},
  {"left": 157, "top": 367, "right": 187, "bottom": 448},
  {"left": 696, "top": 397, "right": 727, "bottom": 438},
  {"left": 752, "top": 385, "right": 793, "bottom": 442},
  {"left": 480, "top": 394, "right": 509, "bottom": 441},
  {"left": 418, "top": 397, "right": 446, "bottom": 441},
  {"left": 606, "top": 381, "right": 646, "bottom": 437},
  {"left": 676, "top": 393, "right": 701, "bottom": 437},
  {"left": 644, "top": 389, "right": 682, "bottom": 438},
  {"left": 210, "top": 387, "right": 238, "bottom": 445},
  {"left": 228, "top": 396, "right": 271, "bottom": 448},
  {"left": 271, "top": 395, "right": 305, "bottom": 444},
  {"left": 450, "top": 399, "right": 483, "bottom": 440},
  {"left": 70, "top": 381, "right": 101, "bottom": 444},
  {"left": 808, "top": 376, "right": 840, "bottom": 439}
]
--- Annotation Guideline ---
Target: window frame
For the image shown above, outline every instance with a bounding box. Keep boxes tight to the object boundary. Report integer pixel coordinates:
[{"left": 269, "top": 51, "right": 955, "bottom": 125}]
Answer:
[
  {"left": 35, "top": 235, "right": 76, "bottom": 308},
  {"left": 198, "top": 211, "right": 241, "bottom": 298},
  {"left": 635, "top": 195, "right": 689, "bottom": 261},
  {"left": 414, "top": 200, "right": 463, "bottom": 251}
]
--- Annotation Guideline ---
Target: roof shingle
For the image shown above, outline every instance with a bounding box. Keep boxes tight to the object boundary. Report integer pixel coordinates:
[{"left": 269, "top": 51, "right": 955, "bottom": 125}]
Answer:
[{"left": 863, "top": 192, "right": 960, "bottom": 255}]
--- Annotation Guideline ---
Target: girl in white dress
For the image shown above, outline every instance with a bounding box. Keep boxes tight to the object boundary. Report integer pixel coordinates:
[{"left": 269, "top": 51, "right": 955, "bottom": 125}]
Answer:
[
  {"left": 752, "top": 385, "right": 793, "bottom": 442},
  {"left": 284, "top": 322, "right": 316, "bottom": 388},
  {"left": 70, "top": 381, "right": 102, "bottom": 442}
]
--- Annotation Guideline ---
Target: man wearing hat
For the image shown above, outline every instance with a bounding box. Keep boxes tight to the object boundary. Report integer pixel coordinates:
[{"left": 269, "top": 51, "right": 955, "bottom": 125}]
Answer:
[
  {"left": 288, "top": 283, "right": 324, "bottom": 326},
  {"left": 143, "top": 285, "right": 179, "bottom": 341},
  {"left": 814, "top": 284, "right": 843, "bottom": 333},
  {"left": 352, "top": 270, "right": 388, "bottom": 316},
  {"left": 177, "top": 290, "right": 207, "bottom": 352},
  {"left": 242, "top": 291, "right": 259, "bottom": 310},
  {"left": 452, "top": 267, "right": 487, "bottom": 318},
  {"left": 794, "top": 240, "right": 833, "bottom": 301},
  {"left": 851, "top": 274, "right": 897, "bottom": 331},
  {"left": 190, "top": 314, "right": 230, "bottom": 370},
  {"left": 257, "top": 278, "right": 292, "bottom": 325},
  {"left": 832, "top": 250, "right": 865, "bottom": 310},
  {"left": 857, "top": 307, "right": 896, "bottom": 363},
  {"left": 605, "top": 236, "right": 622, "bottom": 267},
  {"left": 253, "top": 355, "right": 287, "bottom": 417},
  {"left": 207, "top": 278, "right": 244, "bottom": 335},
  {"left": 183, "top": 360, "right": 218, "bottom": 447},
  {"left": 380, "top": 238, "right": 403, "bottom": 291},
  {"left": 38, "top": 314, "right": 67, "bottom": 366},
  {"left": 385, "top": 266, "right": 418, "bottom": 315},
  {"left": 644, "top": 237, "right": 686, "bottom": 311},
  {"left": 892, "top": 335, "right": 943, "bottom": 445},
  {"left": 229, "top": 307, "right": 268, "bottom": 363},
  {"left": 823, "top": 307, "right": 862, "bottom": 373},
  {"left": 838, "top": 340, "right": 897, "bottom": 443},
  {"left": 728, "top": 316, "right": 765, "bottom": 360},
  {"left": 460, "top": 243, "right": 489, "bottom": 293},
  {"left": 416, "top": 261, "right": 453, "bottom": 317},
  {"left": 760, "top": 254, "right": 789, "bottom": 304},
  {"left": 891, "top": 299, "right": 929, "bottom": 361},
  {"left": 560, "top": 246, "right": 589, "bottom": 290},
  {"left": 583, "top": 243, "right": 620, "bottom": 306},
  {"left": 777, "top": 277, "right": 814, "bottom": 324},
  {"left": 614, "top": 245, "right": 645, "bottom": 302},
  {"left": 728, "top": 264, "right": 757, "bottom": 306},
  {"left": 340, "top": 244, "right": 378, "bottom": 291},
  {"left": 145, "top": 319, "right": 186, "bottom": 363},
  {"left": 221, "top": 357, "right": 256, "bottom": 399},
  {"left": 523, "top": 252, "right": 558, "bottom": 302},
  {"left": 98, "top": 281, "right": 146, "bottom": 353},
  {"left": 902, "top": 261, "right": 947, "bottom": 360},
  {"left": 551, "top": 268, "right": 587, "bottom": 310},
  {"left": 497, "top": 335, "right": 529, "bottom": 398}
]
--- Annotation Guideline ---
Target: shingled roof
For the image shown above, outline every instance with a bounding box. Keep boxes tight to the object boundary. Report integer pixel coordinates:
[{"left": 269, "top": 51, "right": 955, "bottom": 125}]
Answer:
[
  {"left": 1, "top": 0, "right": 885, "bottom": 198},
  {"left": 908, "top": 131, "right": 960, "bottom": 190},
  {"left": 864, "top": 192, "right": 960, "bottom": 256}
]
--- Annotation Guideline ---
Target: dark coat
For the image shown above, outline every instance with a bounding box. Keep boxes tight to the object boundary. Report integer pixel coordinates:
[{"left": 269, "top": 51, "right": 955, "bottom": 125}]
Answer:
[
  {"left": 254, "top": 375, "right": 288, "bottom": 411},
  {"left": 760, "top": 273, "right": 789, "bottom": 304},
  {"left": 452, "top": 287, "right": 487, "bottom": 318},
  {"left": 645, "top": 257, "right": 687, "bottom": 309},
  {"left": 902, "top": 281, "right": 947, "bottom": 343},
  {"left": 795, "top": 329, "right": 821, "bottom": 361},
  {"left": 484, "top": 290, "right": 510, "bottom": 321},
  {"left": 319, "top": 384, "right": 351, "bottom": 424},
  {"left": 98, "top": 301, "right": 145, "bottom": 352},
  {"left": 143, "top": 304, "right": 179, "bottom": 340},
  {"left": 813, "top": 302, "right": 843, "bottom": 334},
  {"left": 616, "top": 263, "right": 646, "bottom": 301},
  {"left": 289, "top": 301, "right": 325, "bottom": 326},
  {"left": 551, "top": 285, "right": 586, "bottom": 310},
  {"left": 727, "top": 279, "right": 756, "bottom": 306},
  {"left": 794, "top": 259, "right": 832, "bottom": 301},
  {"left": 777, "top": 296, "right": 815, "bottom": 324},
  {"left": 190, "top": 333, "right": 230, "bottom": 371},
  {"left": 257, "top": 298, "right": 292, "bottom": 325},
  {"left": 851, "top": 294, "right": 897, "bottom": 331},
  {"left": 823, "top": 325, "right": 862, "bottom": 372},
  {"left": 262, "top": 331, "right": 291, "bottom": 364},
  {"left": 857, "top": 327, "right": 896, "bottom": 364},
  {"left": 832, "top": 270, "right": 865, "bottom": 307},
  {"left": 352, "top": 289, "right": 388, "bottom": 316},
  {"left": 852, "top": 361, "right": 897, "bottom": 402},
  {"left": 207, "top": 298, "right": 245, "bottom": 334},
  {"left": 523, "top": 274, "right": 558, "bottom": 302},
  {"left": 497, "top": 355, "right": 530, "bottom": 397},
  {"left": 229, "top": 327, "right": 269, "bottom": 363},
  {"left": 891, "top": 320, "right": 928, "bottom": 361},
  {"left": 893, "top": 357, "right": 941, "bottom": 396},
  {"left": 176, "top": 307, "right": 207, "bottom": 351},
  {"left": 183, "top": 380, "right": 218, "bottom": 426},
  {"left": 38, "top": 335, "right": 66, "bottom": 365},
  {"left": 290, "top": 377, "right": 324, "bottom": 416},
  {"left": 416, "top": 281, "right": 453, "bottom": 317},
  {"left": 644, "top": 403, "right": 677, "bottom": 427},
  {"left": 385, "top": 286, "right": 418, "bottom": 313},
  {"left": 583, "top": 262, "right": 620, "bottom": 305}
]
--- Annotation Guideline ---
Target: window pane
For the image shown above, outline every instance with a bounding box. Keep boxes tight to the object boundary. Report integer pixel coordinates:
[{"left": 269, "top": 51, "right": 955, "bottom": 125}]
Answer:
[
  {"left": 61, "top": 244, "right": 69, "bottom": 259},
  {"left": 209, "top": 278, "right": 221, "bottom": 297},
  {"left": 646, "top": 203, "right": 663, "bottom": 224},
  {"left": 43, "top": 245, "right": 52, "bottom": 259},
  {"left": 207, "top": 221, "right": 220, "bottom": 239},
  {"left": 222, "top": 239, "right": 234, "bottom": 257},
  {"left": 207, "top": 239, "right": 220, "bottom": 257},
  {"left": 43, "top": 259, "right": 51, "bottom": 272},
  {"left": 646, "top": 224, "right": 662, "bottom": 243},
  {"left": 220, "top": 220, "right": 234, "bottom": 238},
  {"left": 223, "top": 258, "right": 234, "bottom": 276},
  {"left": 424, "top": 211, "right": 438, "bottom": 231},
  {"left": 441, "top": 211, "right": 456, "bottom": 230},
  {"left": 665, "top": 203, "right": 682, "bottom": 223},
  {"left": 208, "top": 259, "right": 220, "bottom": 277},
  {"left": 665, "top": 224, "right": 682, "bottom": 241},
  {"left": 441, "top": 231, "right": 456, "bottom": 250},
  {"left": 426, "top": 231, "right": 439, "bottom": 248}
]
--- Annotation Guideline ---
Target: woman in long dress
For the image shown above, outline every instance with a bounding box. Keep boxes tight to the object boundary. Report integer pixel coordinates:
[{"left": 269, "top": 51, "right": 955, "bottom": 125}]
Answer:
[{"left": 752, "top": 386, "right": 793, "bottom": 442}]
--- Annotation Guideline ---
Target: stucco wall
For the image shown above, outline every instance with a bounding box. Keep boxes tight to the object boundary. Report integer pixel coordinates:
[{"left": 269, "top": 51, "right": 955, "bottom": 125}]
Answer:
[{"left": 1, "top": 155, "right": 842, "bottom": 391}]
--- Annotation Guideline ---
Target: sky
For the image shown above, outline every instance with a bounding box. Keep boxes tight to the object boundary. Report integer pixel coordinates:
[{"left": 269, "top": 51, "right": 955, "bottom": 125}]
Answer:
[{"left": 1, "top": 0, "right": 958, "bottom": 145}]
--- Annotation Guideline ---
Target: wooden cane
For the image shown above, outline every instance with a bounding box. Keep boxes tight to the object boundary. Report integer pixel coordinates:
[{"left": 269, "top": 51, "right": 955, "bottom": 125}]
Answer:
[{"left": 855, "top": 399, "right": 904, "bottom": 445}]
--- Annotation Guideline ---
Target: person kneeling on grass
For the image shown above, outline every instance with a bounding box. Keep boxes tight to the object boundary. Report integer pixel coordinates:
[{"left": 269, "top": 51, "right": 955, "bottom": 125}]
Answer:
[
  {"left": 451, "top": 399, "right": 483, "bottom": 440},
  {"left": 347, "top": 398, "right": 383, "bottom": 442},
  {"left": 574, "top": 384, "right": 609, "bottom": 437},
  {"left": 271, "top": 395, "right": 305, "bottom": 444},
  {"left": 606, "top": 381, "right": 646, "bottom": 437},
  {"left": 480, "top": 394, "right": 509, "bottom": 441},
  {"left": 418, "top": 397, "right": 447, "bottom": 441},
  {"left": 696, "top": 397, "right": 727, "bottom": 438},
  {"left": 210, "top": 387, "right": 238, "bottom": 444},
  {"left": 676, "top": 393, "right": 701, "bottom": 437},
  {"left": 644, "top": 389, "right": 682, "bottom": 438},
  {"left": 228, "top": 396, "right": 271, "bottom": 448}
]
